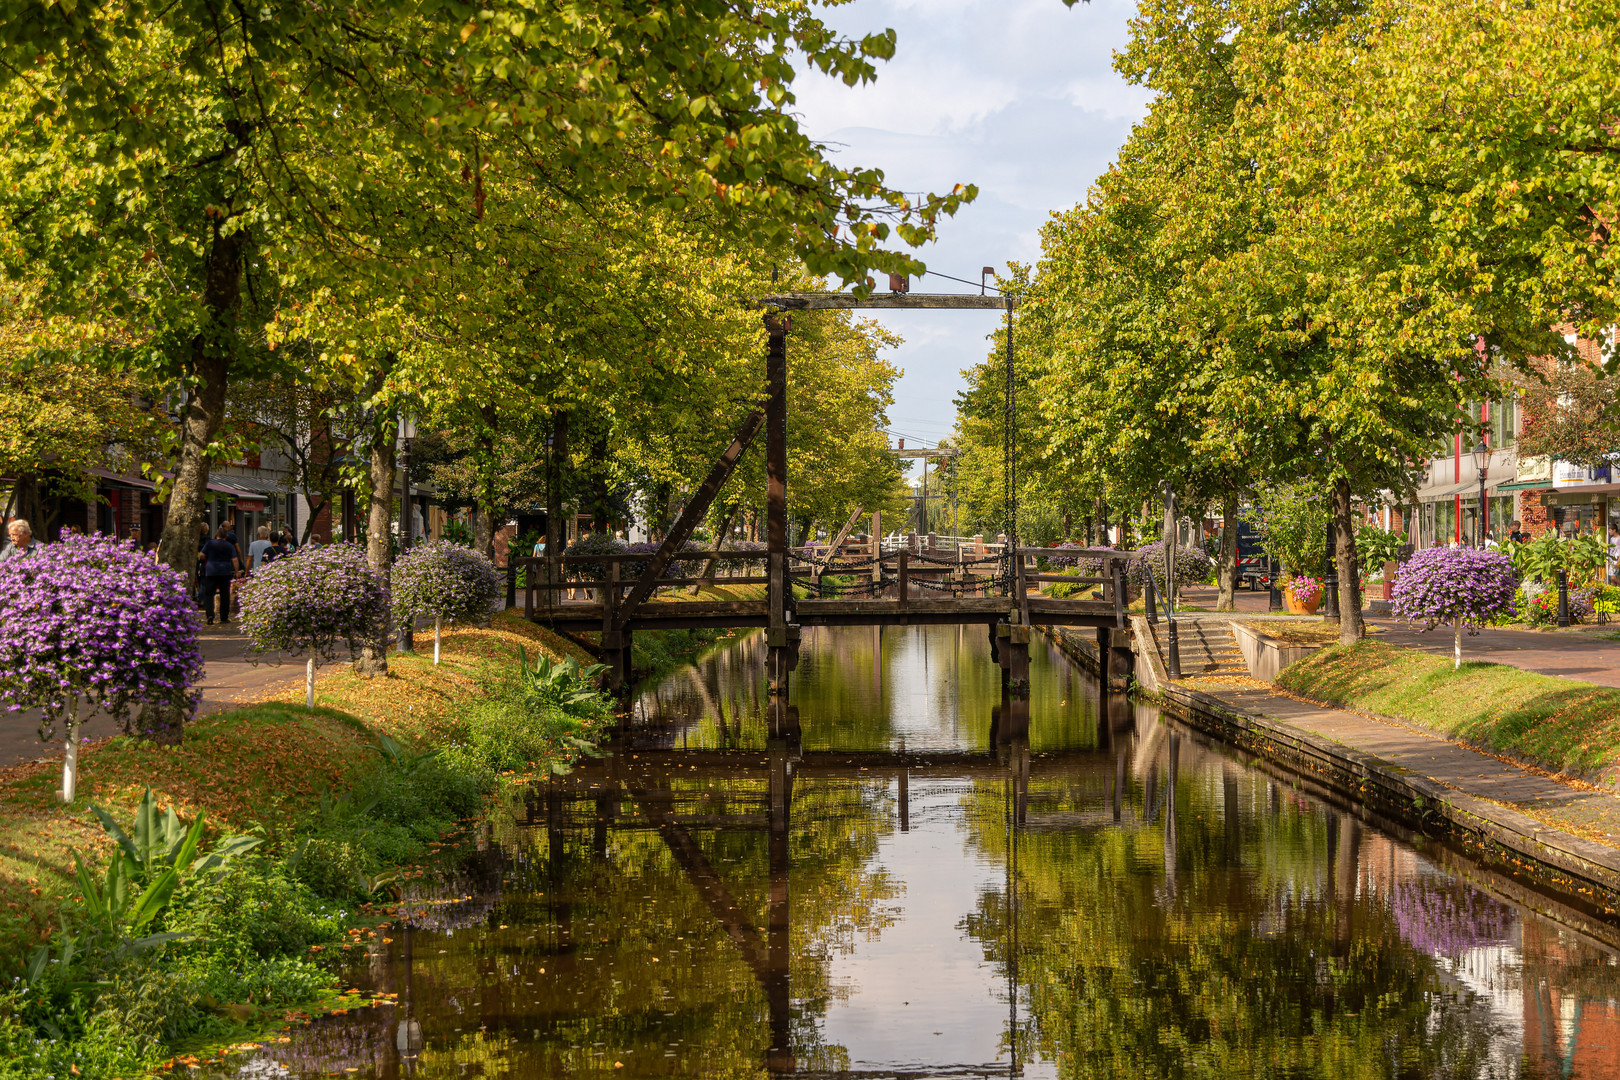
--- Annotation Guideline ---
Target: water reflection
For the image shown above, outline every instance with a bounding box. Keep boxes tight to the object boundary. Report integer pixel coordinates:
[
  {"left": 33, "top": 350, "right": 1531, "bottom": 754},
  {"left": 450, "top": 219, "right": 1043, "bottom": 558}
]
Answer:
[{"left": 215, "top": 626, "right": 1620, "bottom": 1079}]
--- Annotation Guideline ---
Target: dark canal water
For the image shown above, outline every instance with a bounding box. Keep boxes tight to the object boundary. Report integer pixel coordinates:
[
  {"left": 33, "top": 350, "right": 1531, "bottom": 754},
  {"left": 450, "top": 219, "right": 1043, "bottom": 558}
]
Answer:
[{"left": 222, "top": 626, "right": 1620, "bottom": 1079}]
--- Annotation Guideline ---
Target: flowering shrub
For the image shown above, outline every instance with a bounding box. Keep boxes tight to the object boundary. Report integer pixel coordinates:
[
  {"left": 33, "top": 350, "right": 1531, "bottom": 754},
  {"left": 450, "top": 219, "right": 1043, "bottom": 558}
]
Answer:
[
  {"left": 621, "top": 539, "right": 704, "bottom": 580},
  {"left": 391, "top": 541, "right": 502, "bottom": 662},
  {"left": 0, "top": 534, "right": 202, "bottom": 799},
  {"left": 1127, "top": 541, "right": 1215, "bottom": 593},
  {"left": 1390, "top": 547, "right": 1516, "bottom": 667},
  {"left": 1285, "top": 575, "right": 1323, "bottom": 606},
  {"left": 237, "top": 543, "right": 389, "bottom": 664},
  {"left": 564, "top": 532, "right": 625, "bottom": 581},
  {"left": 391, "top": 541, "right": 502, "bottom": 626},
  {"left": 1041, "top": 542, "right": 1097, "bottom": 570},
  {"left": 1524, "top": 585, "right": 1595, "bottom": 626},
  {"left": 1391, "top": 548, "right": 1517, "bottom": 631}
]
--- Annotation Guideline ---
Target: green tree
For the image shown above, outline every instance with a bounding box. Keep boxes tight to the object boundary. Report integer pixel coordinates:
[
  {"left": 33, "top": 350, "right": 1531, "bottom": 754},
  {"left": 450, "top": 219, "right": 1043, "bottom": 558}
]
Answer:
[{"left": 0, "top": 0, "right": 975, "bottom": 583}]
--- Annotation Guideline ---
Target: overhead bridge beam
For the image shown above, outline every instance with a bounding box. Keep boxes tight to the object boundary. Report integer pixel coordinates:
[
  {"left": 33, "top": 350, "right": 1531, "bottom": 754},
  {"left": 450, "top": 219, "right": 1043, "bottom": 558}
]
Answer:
[{"left": 760, "top": 291, "right": 1011, "bottom": 311}]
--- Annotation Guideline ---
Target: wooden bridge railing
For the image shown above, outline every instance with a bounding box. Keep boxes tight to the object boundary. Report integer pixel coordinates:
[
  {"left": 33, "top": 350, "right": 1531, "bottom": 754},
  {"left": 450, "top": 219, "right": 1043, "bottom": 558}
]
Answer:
[{"left": 508, "top": 544, "right": 1136, "bottom": 619}]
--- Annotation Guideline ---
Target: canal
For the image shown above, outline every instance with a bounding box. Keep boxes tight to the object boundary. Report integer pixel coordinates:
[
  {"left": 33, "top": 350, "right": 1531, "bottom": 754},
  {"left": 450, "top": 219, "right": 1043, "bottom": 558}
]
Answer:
[{"left": 229, "top": 626, "right": 1620, "bottom": 1078}]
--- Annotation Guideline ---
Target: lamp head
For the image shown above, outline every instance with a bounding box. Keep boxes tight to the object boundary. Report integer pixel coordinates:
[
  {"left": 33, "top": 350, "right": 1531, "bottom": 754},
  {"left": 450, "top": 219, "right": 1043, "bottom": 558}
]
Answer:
[{"left": 1471, "top": 438, "right": 1488, "bottom": 475}]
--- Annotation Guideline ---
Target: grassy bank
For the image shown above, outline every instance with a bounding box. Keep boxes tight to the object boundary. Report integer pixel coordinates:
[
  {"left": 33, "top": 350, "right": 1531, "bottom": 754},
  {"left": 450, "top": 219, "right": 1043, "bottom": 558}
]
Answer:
[
  {"left": 0, "top": 614, "right": 605, "bottom": 1077},
  {"left": 1277, "top": 640, "right": 1620, "bottom": 781}
]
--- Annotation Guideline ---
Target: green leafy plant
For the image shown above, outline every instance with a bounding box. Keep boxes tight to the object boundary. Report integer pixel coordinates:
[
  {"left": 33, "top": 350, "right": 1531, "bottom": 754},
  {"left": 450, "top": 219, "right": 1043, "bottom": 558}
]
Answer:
[
  {"left": 1508, "top": 532, "right": 1608, "bottom": 587},
  {"left": 518, "top": 646, "right": 609, "bottom": 710},
  {"left": 1253, "top": 483, "right": 1331, "bottom": 578},
  {"left": 1356, "top": 526, "right": 1406, "bottom": 572},
  {"left": 46, "top": 791, "right": 260, "bottom": 964},
  {"left": 442, "top": 519, "right": 474, "bottom": 546}
]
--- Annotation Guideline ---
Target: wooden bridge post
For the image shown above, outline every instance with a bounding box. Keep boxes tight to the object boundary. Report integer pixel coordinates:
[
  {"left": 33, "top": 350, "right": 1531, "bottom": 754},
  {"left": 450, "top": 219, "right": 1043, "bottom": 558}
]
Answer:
[
  {"left": 897, "top": 550, "right": 910, "bottom": 606},
  {"left": 765, "top": 312, "right": 796, "bottom": 695},
  {"left": 601, "top": 560, "right": 631, "bottom": 693},
  {"left": 1097, "top": 625, "right": 1132, "bottom": 693},
  {"left": 1006, "top": 623, "right": 1031, "bottom": 692},
  {"left": 995, "top": 622, "right": 1012, "bottom": 688}
]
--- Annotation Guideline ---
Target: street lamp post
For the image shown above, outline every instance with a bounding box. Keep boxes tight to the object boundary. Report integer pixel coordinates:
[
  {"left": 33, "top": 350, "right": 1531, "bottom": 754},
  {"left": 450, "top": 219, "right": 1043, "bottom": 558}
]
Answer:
[{"left": 1471, "top": 439, "right": 1489, "bottom": 548}]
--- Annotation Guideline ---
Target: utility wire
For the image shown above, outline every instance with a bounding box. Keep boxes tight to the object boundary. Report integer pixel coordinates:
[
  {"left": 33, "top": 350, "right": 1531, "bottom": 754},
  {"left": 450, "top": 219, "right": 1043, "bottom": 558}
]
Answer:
[{"left": 922, "top": 269, "right": 1003, "bottom": 294}]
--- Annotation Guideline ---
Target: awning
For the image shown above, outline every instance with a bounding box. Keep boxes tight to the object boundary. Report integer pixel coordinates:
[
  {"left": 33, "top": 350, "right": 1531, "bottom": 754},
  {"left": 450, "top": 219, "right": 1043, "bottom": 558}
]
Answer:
[
  {"left": 1494, "top": 479, "right": 1551, "bottom": 492},
  {"left": 88, "top": 467, "right": 156, "bottom": 491},
  {"left": 1417, "top": 481, "right": 1488, "bottom": 500},
  {"left": 208, "top": 473, "right": 296, "bottom": 497},
  {"left": 1541, "top": 485, "right": 1620, "bottom": 505},
  {"left": 87, "top": 468, "right": 270, "bottom": 505}
]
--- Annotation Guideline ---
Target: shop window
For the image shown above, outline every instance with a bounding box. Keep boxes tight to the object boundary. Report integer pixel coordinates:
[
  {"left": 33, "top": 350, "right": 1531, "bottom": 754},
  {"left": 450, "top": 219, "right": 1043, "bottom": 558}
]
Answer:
[{"left": 1489, "top": 396, "right": 1516, "bottom": 448}]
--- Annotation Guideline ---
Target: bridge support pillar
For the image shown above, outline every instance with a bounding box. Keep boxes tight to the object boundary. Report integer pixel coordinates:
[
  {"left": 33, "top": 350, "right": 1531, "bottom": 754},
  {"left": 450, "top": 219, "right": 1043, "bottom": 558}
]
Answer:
[
  {"left": 1097, "top": 626, "right": 1133, "bottom": 693},
  {"left": 1005, "top": 623, "right": 1031, "bottom": 693},
  {"left": 995, "top": 622, "right": 1010, "bottom": 687},
  {"left": 601, "top": 630, "right": 631, "bottom": 695},
  {"left": 766, "top": 624, "right": 799, "bottom": 696}
]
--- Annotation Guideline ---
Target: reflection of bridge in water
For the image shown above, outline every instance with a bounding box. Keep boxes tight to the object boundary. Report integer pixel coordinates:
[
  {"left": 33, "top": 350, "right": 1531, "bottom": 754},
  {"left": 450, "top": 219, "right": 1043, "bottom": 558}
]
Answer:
[{"left": 527, "top": 677, "right": 1144, "bottom": 1076}]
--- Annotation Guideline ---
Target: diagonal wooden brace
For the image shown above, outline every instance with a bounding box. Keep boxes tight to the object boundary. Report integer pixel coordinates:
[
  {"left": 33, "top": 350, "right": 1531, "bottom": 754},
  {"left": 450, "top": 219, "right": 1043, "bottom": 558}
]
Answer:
[
  {"left": 614, "top": 396, "right": 768, "bottom": 628},
  {"left": 813, "top": 505, "right": 864, "bottom": 582}
]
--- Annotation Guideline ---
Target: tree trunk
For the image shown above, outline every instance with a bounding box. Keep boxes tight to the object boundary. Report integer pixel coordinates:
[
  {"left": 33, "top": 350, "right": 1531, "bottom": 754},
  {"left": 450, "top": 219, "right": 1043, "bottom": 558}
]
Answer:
[
  {"left": 434, "top": 616, "right": 443, "bottom": 665},
  {"left": 354, "top": 400, "right": 397, "bottom": 677},
  {"left": 305, "top": 657, "right": 316, "bottom": 708},
  {"left": 547, "top": 409, "right": 569, "bottom": 593},
  {"left": 1332, "top": 477, "right": 1366, "bottom": 645},
  {"left": 156, "top": 221, "right": 246, "bottom": 585},
  {"left": 1216, "top": 489, "right": 1240, "bottom": 612},
  {"left": 1453, "top": 615, "right": 1463, "bottom": 670},
  {"left": 475, "top": 404, "right": 499, "bottom": 563},
  {"left": 589, "top": 428, "right": 612, "bottom": 533}
]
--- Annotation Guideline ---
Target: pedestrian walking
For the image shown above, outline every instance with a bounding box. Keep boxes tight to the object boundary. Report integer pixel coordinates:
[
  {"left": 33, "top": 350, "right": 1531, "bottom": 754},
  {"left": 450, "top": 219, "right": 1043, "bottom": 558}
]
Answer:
[
  {"left": 0, "top": 519, "right": 43, "bottom": 561},
  {"left": 199, "top": 525, "right": 240, "bottom": 625},
  {"left": 248, "top": 525, "right": 274, "bottom": 571},
  {"left": 265, "top": 531, "right": 290, "bottom": 565},
  {"left": 1508, "top": 519, "right": 1530, "bottom": 544}
]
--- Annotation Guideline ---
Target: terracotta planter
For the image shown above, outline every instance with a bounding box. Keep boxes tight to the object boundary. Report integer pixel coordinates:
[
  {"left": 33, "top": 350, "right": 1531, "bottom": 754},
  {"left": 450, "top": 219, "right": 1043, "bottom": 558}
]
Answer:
[{"left": 1284, "top": 585, "right": 1323, "bottom": 616}]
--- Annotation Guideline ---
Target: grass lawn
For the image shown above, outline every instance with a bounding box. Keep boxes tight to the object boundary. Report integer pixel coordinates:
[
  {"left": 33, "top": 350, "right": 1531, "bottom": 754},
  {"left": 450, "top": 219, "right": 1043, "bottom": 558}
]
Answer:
[
  {"left": 1277, "top": 639, "right": 1620, "bottom": 781},
  {"left": 0, "top": 611, "right": 577, "bottom": 973}
]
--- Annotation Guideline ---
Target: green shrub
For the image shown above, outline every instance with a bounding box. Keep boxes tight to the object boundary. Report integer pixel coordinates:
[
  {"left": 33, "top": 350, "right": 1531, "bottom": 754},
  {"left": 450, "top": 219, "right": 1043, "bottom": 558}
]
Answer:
[
  {"left": 169, "top": 859, "right": 342, "bottom": 961},
  {"left": 445, "top": 650, "right": 610, "bottom": 776},
  {"left": 85, "top": 962, "right": 200, "bottom": 1062}
]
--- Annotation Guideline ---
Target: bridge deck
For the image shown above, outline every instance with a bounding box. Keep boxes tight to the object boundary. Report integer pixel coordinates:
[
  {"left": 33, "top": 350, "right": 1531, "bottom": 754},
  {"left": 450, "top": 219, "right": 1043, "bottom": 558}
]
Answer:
[{"left": 520, "top": 595, "right": 1120, "bottom": 632}]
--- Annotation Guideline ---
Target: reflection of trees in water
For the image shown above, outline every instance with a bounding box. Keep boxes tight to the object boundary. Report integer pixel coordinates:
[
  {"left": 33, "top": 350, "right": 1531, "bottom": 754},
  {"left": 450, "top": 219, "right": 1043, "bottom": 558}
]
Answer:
[{"left": 957, "top": 734, "right": 1509, "bottom": 1077}]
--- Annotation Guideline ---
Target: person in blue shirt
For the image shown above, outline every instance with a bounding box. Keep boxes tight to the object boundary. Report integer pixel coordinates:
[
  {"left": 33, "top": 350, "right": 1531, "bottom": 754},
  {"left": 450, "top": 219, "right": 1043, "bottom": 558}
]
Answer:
[{"left": 198, "top": 525, "right": 241, "bottom": 625}]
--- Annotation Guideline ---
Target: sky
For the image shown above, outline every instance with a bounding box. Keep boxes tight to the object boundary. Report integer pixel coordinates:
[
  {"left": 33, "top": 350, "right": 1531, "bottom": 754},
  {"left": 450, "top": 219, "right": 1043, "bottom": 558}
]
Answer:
[{"left": 791, "top": 0, "right": 1151, "bottom": 454}]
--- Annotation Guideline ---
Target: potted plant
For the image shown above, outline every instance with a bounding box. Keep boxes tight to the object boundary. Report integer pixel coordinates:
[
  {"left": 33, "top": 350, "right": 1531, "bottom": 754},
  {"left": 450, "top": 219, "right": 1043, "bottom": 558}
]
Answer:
[{"left": 1283, "top": 574, "right": 1324, "bottom": 615}]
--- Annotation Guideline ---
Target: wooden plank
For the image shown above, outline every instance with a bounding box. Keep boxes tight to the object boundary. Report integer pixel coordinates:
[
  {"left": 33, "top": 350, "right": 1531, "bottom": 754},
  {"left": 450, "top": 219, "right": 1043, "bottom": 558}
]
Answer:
[
  {"left": 760, "top": 292, "right": 1011, "bottom": 311},
  {"left": 615, "top": 399, "right": 768, "bottom": 628},
  {"left": 815, "top": 506, "right": 864, "bottom": 579}
]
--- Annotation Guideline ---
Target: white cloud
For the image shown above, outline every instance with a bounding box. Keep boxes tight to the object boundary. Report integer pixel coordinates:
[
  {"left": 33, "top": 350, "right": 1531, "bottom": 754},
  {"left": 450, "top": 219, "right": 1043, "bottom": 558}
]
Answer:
[{"left": 788, "top": 0, "right": 1149, "bottom": 447}]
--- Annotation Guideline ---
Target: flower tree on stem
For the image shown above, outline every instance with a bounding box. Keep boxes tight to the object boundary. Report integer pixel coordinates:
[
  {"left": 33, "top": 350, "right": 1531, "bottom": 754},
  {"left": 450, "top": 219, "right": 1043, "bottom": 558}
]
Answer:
[
  {"left": 237, "top": 543, "right": 390, "bottom": 705},
  {"left": 0, "top": 535, "right": 203, "bottom": 802},
  {"left": 1389, "top": 548, "right": 1517, "bottom": 669},
  {"left": 390, "top": 540, "right": 504, "bottom": 665}
]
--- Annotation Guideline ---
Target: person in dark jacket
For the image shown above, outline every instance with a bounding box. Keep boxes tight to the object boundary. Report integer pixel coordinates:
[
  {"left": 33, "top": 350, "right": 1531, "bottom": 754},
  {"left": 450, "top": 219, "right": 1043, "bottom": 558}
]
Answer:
[{"left": 199, "top": 525, "right": 240, "bottom": 625}]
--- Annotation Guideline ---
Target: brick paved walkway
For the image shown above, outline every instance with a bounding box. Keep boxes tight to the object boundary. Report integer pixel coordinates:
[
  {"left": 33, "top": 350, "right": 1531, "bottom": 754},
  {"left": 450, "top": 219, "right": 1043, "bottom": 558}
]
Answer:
[
  {"left": 1172, "top": 676, "right": 1620, "bottom": 867},
  {"left": 1366, "top": 618, "right": 1620, "bottom": 689},
  {"left": 1, "top": 623, "right": 309, "bottom": 769}
]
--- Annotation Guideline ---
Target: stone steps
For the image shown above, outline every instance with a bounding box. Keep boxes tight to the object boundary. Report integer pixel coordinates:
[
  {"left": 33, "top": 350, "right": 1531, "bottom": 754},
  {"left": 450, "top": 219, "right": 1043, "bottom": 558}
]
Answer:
[{"left": 1154, "top": 621, "right": 1248, "bottom": 675}]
